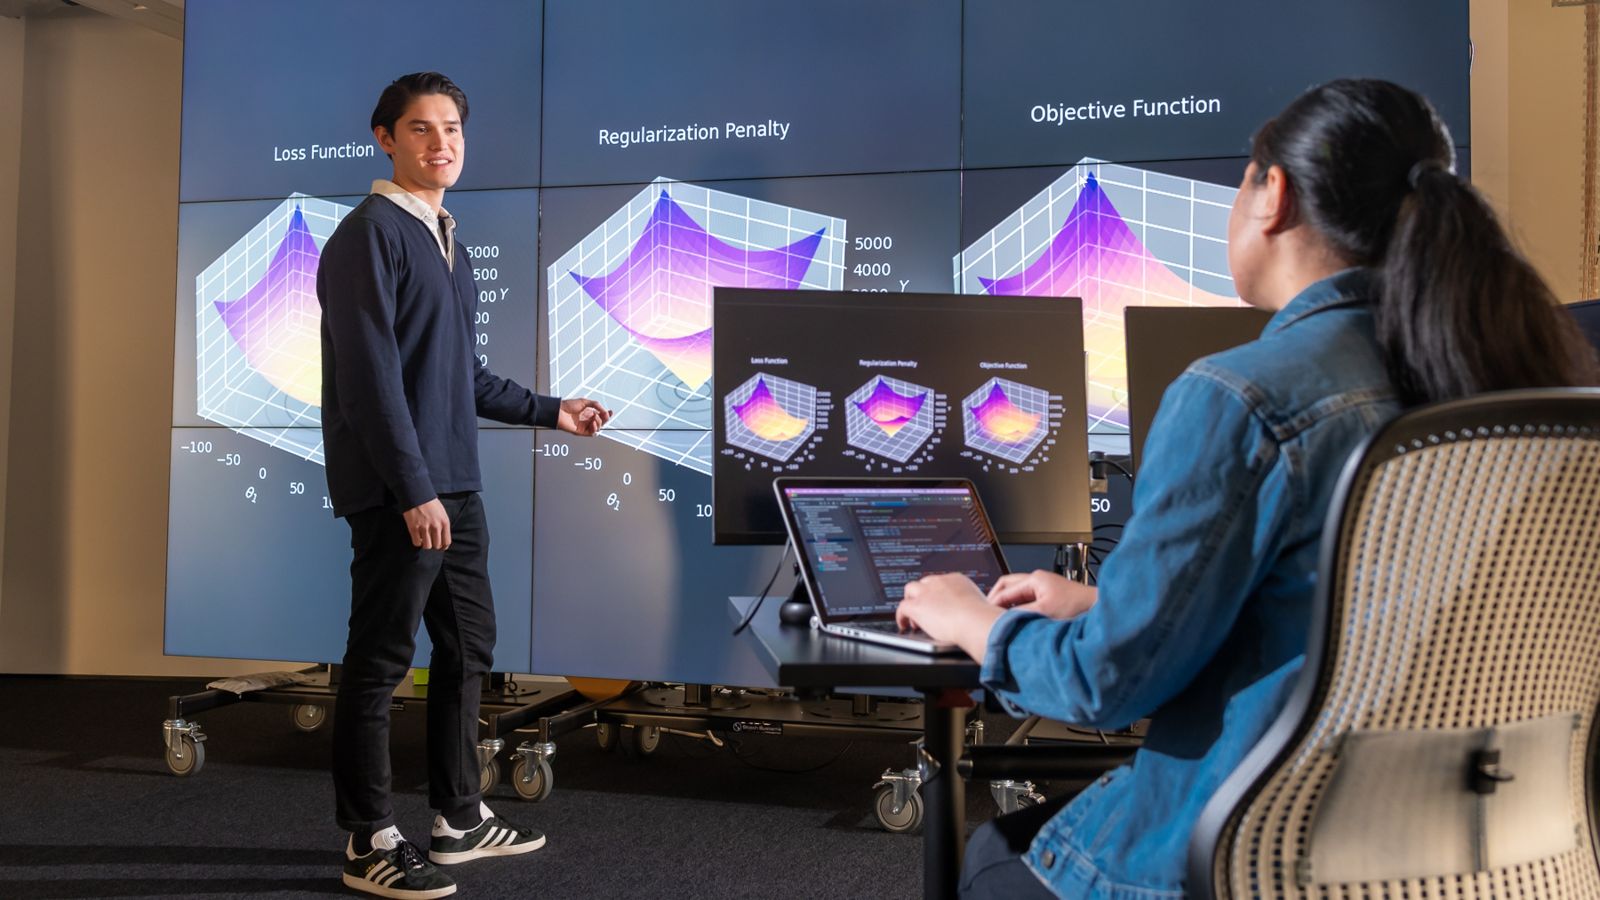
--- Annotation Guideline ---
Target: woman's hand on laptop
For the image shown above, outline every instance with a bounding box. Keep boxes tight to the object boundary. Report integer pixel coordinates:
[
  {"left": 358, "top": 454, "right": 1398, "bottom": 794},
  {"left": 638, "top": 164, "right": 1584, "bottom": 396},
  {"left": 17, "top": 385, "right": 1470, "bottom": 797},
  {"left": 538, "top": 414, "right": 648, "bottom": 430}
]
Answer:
[
  {"left": 896, "top": 574, "right": 1004, "bottom": 663},
  {"left": 986, "top": 570, "right": 1098, "bottom": 621}
]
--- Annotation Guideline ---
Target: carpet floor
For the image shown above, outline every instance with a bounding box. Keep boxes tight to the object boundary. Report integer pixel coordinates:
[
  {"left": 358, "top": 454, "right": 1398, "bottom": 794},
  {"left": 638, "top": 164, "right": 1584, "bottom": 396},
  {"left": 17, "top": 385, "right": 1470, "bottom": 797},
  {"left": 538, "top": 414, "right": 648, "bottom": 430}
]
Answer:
[{"left": 0, "top": 676, "right": 1050, "bottom": 899}]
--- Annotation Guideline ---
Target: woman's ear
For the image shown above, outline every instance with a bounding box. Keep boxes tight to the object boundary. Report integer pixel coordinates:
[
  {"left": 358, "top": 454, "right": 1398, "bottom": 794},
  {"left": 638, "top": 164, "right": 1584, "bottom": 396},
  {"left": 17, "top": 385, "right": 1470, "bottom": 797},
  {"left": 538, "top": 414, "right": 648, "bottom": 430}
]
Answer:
[{"left": 1259, "top": 164, "right": 1297, "bottom": 235}]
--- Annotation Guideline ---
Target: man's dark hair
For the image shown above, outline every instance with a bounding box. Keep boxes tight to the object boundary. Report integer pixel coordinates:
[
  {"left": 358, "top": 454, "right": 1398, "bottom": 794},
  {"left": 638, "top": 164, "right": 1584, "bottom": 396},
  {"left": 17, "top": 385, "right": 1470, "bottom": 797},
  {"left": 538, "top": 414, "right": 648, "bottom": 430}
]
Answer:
[{"left": 370, "top": 72, "right": 469, "bottom": 137}]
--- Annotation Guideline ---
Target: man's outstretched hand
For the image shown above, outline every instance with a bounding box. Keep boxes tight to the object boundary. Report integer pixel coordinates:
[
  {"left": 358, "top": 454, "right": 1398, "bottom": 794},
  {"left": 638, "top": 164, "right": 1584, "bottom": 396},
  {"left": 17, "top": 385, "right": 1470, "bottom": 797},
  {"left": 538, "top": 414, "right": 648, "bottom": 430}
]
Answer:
[{"left": 557, "top": 398, "right": 613, "bottom": 436}]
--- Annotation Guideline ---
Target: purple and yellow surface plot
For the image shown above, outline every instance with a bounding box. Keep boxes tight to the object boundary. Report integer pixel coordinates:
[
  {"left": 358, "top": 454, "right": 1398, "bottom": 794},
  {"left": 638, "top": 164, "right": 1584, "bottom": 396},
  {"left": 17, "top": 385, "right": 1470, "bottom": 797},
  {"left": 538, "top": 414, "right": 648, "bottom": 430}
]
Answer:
[
  {"left": 196, "top": 195, "right": 348, "bottom": 463},
  {"left": 723, "top": 373, "right": 818, "bottom": 463},
  {"left": 547, "top": 178, "right": 845, "bottom": 475},
  {"left": 962, "top": 378, "right": 1052, "bottom": 466},
  {"left": 845, "top": 375, "right": 937, "bottom": 463},
  {"left": 956, "top": 159, "right": 1242, "bottom": 433}
]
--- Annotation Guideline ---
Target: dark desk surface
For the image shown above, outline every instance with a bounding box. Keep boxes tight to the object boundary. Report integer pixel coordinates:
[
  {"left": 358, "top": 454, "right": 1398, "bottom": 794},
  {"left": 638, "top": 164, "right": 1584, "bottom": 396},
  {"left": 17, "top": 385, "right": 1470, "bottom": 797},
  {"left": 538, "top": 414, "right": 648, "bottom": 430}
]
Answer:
[{"left": 730, "top": 597, "right": 981, "bottom": 691}]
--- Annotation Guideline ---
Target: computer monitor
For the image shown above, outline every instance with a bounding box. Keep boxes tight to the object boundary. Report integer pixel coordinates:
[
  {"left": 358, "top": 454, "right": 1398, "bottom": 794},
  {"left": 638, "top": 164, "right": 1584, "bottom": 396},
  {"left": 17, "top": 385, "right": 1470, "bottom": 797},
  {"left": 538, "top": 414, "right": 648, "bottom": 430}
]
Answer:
[
  {"left": 712, "top": 289, "right": 1092, "bottom": 545},
  {"left": 1568, "top": 299, "right": 1600, "bottom": 353},
  {"left": 1124, "top": 306, "right": 1272, "bottom": 472}
]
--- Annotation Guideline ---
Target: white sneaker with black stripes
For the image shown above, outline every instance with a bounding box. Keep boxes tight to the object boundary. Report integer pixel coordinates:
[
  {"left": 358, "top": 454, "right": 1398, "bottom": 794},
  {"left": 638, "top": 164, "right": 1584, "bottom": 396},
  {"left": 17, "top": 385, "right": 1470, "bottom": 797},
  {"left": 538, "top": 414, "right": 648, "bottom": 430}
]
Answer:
[{"left": 428, "top": 802, "right": 547, "bottom": 865}]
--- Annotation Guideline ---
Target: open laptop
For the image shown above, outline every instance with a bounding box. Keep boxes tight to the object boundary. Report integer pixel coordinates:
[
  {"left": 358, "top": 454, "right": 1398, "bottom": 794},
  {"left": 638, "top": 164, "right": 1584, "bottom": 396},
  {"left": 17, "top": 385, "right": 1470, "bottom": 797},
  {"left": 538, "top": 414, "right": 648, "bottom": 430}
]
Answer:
[{"left": 772, "top": 477, "right": 1011, "bottom": 655}]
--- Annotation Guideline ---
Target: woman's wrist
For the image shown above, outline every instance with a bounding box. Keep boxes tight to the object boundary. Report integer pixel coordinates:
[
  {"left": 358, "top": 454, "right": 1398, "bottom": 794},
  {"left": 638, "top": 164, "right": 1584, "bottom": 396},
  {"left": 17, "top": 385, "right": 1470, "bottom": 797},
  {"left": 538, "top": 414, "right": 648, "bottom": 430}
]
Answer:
[{"left": 961, "top": 603, "right": 1006, "bottom": 664}]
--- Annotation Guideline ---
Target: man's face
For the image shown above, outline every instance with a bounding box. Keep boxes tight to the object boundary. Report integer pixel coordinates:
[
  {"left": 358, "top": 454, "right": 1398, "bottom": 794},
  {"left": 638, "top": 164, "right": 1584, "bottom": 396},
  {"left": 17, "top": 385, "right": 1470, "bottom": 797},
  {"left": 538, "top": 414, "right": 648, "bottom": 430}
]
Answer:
[{"left": 375, "top": 92, "right": 465, "bottom": 195}]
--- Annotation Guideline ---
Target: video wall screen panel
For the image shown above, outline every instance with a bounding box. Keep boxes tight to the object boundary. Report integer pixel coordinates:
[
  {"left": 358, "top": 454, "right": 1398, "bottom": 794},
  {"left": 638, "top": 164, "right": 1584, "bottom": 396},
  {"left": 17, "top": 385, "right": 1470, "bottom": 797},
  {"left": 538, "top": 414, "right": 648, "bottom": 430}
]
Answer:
[
  {"left": 961, "top": 0, "right": 1471, "bottom": 171},
  {"left": 173, "top": 190, "right": 539, "bottom": 445},
  {"left": 180, "top": 0, "right": 542, "bottom": 203},
  {"left": 958, "top": 158, "right": 1252, "bottom": 437},
  {"left": 540, "top": 0, "right": 962, "bottom": 186},
  {"left": 538, "top": 171, "right": 961, "bottom": 432},
  {"left": 529, "top": 430, "right": 783, "bottom": 686},
  {"left": 170, "top": 0, "right": 1471, "bottom": 675},
  {"left": 165, "top": 428, "right": 535, "bottom": 671}
]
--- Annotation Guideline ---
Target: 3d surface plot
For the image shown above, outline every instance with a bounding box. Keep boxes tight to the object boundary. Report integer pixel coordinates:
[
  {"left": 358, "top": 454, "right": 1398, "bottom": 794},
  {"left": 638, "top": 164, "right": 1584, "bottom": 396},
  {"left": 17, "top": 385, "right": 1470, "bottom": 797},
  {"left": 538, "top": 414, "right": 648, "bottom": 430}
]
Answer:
[
  {"left": 723, "top": 373, "right": 818, "bottom": 463},
  {"left": 548, "top": 178, "right": 845, "bottom": 474},
  {"left": 845, "top": 375, "right": 935, "bottom": 463},
  {"left": 956, "top": 160, "right": 1240, "bottom": 432},
  {"left": 197, "top": 195, "right": 348, "bottom": 463},
  {"left": 212, "top": 207, "right": 322, "bottom": 406},
  {"left": 963, "top": 378, "right": 1050, "bottom": 465}
]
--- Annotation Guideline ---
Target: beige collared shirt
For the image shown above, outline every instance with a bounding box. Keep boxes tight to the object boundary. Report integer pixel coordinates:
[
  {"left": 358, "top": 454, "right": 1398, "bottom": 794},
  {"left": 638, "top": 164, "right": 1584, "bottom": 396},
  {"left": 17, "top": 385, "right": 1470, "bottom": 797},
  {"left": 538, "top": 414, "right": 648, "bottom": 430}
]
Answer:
[{"left": 370, "top": 179, "right": 455, "bottom": 270}]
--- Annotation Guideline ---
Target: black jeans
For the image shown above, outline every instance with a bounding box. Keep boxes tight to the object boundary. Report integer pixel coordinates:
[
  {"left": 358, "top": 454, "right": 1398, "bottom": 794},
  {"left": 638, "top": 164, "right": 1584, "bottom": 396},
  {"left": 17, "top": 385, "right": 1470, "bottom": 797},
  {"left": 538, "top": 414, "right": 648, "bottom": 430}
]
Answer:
[
  {"left": 960, "top": 793, "right": 1072, "bottom": 899},
  {"left": 332, "top": 492, "right": 496, "bottom": 833}
]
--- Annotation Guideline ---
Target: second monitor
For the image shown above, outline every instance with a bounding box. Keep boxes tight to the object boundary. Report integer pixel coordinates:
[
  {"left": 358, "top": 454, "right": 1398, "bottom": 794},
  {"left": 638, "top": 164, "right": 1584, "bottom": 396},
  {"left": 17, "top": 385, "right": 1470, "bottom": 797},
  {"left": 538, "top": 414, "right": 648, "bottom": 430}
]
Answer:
[
  {"left": 712, "top": 289, "right": 1091, "bottom": 545},
  {"left": 1124, "top": 306, "right": 1272, "bottom": 472}
]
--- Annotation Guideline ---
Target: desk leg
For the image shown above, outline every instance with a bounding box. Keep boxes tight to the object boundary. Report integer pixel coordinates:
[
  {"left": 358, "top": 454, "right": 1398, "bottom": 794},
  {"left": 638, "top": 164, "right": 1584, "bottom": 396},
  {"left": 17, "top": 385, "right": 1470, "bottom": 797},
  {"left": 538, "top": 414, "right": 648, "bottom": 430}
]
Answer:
[{"left": 922, "top": 688, "right": 969, "bottom": 900}]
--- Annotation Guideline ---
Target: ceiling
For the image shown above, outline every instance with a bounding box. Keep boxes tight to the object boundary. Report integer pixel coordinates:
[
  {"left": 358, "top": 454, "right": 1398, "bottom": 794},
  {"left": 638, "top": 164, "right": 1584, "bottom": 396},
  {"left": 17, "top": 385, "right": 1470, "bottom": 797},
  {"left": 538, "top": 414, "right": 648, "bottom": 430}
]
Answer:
[{"left": 0, "top": 0, "right": 184, "bottom": 40}]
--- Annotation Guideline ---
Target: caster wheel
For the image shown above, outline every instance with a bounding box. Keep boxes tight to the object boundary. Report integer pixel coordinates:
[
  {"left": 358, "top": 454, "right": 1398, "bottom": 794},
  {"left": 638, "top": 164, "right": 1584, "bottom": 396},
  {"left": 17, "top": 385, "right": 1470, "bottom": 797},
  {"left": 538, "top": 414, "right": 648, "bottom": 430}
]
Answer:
[
  {"left": 1016, "top": 791, "right": 1046, "bottom": 810},
  {"left": 165, "top": 735, "right": 206, "bottom": 777},
  {"left": 595, "top": 722, "right": 619, "bottom": 752},
  {"left": 511, "top": 756, "right": 554, "bottom": 802},
  {"left": 290, "top": 703, "right": 327, "bottom": 733},
  {"left": 479, "top": 757, "right": 501, "bottom": 794},
  {"left": 874, "top": 784, "right": 923, "bottom": 834},
  {"left": 621, "top": 724, "right": 661, "bottom": 757}
]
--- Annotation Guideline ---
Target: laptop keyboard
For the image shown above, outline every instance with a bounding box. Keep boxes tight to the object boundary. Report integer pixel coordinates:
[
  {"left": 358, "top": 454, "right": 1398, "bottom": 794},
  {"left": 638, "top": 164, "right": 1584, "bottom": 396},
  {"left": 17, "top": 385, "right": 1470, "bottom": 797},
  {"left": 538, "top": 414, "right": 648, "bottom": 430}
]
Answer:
[{"left": 850, "top": 620, "right": 929, "bottom": 638}]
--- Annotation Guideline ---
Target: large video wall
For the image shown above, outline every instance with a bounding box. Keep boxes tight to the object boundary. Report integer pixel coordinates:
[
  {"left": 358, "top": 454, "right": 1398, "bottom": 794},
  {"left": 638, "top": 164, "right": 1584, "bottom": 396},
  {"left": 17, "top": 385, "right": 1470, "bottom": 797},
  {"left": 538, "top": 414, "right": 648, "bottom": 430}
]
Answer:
[{"left": 169, "top": 0, "right": 1471, "bottom": 683}]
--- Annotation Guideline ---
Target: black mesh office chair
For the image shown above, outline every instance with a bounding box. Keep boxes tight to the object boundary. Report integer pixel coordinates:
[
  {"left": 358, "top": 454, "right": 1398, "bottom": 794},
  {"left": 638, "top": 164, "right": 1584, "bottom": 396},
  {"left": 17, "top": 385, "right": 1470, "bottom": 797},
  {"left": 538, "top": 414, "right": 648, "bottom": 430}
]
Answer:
[{"left": 1189, "top": 388, "right": 1600, "bottom": 899}]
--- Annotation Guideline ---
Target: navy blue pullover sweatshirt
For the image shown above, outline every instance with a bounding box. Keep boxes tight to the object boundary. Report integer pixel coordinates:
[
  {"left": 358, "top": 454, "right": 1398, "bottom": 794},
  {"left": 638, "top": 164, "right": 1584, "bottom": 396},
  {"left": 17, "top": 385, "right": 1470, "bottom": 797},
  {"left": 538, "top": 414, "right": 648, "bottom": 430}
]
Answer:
[{"left": 317, "top": 194, "right": 559, "bottom": 517}]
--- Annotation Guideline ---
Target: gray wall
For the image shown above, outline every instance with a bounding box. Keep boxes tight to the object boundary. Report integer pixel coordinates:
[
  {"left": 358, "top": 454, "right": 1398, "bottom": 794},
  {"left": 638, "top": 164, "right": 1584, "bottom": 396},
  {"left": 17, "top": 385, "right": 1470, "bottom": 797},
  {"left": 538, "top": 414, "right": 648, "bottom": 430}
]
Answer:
[
  {"left": 1469, "top": 0, "right": 1588, "bottom": 302},
  {"left": 0, "top": 10, "right": 283, "bottom": 675},
  {"left": 0, "top": 15, "right": 23, "bottom": 636}
]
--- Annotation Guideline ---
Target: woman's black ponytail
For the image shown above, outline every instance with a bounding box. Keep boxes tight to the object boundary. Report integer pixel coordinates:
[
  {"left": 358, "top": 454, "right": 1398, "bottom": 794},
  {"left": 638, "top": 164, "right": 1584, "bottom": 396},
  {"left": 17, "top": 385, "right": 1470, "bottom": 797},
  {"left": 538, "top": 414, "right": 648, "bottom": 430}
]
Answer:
[
  {"left": 1378, "top": 159, "right": 1594, "bottom": 403},
  {"left": 1251, "top": 79, "right": 1597, "bottom": 406}
]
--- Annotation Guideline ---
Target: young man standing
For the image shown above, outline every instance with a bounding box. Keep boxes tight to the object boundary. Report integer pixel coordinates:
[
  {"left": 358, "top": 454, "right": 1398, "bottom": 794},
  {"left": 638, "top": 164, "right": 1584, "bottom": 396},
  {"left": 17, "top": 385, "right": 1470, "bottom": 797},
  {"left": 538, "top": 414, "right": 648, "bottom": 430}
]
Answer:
[{"left": 317, "top": 72, "right": 610, "bottom": 899}]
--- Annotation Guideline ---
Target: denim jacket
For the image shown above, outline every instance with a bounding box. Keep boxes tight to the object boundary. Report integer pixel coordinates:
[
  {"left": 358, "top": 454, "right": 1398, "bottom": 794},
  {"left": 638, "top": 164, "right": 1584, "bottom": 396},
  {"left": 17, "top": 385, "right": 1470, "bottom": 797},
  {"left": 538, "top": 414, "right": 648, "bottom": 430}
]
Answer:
[{"left": 981, "top": 269, "right": 1400, "bottom": 898}]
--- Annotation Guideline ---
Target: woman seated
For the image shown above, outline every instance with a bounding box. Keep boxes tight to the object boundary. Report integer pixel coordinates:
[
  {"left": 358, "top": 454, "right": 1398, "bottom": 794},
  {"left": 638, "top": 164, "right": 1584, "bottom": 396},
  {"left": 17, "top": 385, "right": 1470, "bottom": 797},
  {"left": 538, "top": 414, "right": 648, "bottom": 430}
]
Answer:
[{"left": 895, "top": 79, "right": 1597, "bottom": 899}]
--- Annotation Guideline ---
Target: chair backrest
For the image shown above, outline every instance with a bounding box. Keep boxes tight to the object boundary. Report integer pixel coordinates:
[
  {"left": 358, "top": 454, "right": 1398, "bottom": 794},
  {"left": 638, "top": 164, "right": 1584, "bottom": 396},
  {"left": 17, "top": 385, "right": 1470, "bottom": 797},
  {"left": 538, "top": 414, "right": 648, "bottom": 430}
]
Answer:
[{"left": 1190, "top": 388, "right": 1600, "bottom": 900}]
